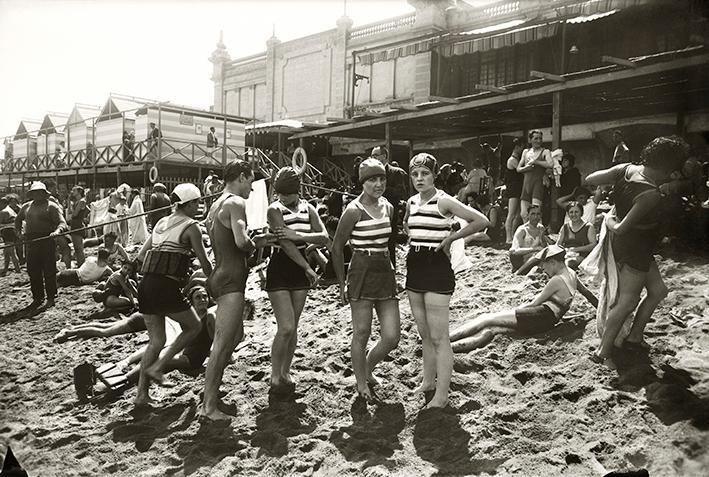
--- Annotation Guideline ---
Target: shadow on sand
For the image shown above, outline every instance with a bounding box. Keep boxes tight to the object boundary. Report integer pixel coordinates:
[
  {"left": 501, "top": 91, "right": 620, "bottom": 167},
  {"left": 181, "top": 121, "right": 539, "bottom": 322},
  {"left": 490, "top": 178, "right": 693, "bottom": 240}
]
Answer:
[
  {"left": 330, "top": 397, "right": 405, "bottom": 471},
  {"left": 413, "top": 406, "right": 505, "bottom": 476},
  {"left": 613, "top": 348, "right": 709, "bottom": 430},
  {"left": 108, "top": 402, "right": 196, "bottom": 452},
  {"left": 251, "top": 392, "right": 315, "bottom": 457}
]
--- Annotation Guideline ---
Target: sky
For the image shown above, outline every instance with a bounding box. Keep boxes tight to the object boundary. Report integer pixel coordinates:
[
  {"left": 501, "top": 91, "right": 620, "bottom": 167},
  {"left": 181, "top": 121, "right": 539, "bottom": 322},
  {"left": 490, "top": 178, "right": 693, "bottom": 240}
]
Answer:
[{"left": 0, "top": 0, "right": 420, "bottom": 145}]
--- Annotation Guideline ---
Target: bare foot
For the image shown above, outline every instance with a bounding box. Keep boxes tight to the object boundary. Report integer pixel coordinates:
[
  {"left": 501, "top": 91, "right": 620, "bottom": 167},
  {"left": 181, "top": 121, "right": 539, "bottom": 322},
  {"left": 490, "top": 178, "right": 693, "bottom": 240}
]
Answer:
[
  {"left": 424, "top": 398, "right": 449, "bottom": 410},
  {"left": 145, "top": 365, "right": 165, "bottom": 385},
  {"left": 134, "top": 394, "right": 155, "bottom": 407},
  {"left": 414, "top": 382, "right": 435, "bottom": 394},
  {"left": 366, "top": 373, "right": 380, "bottom": 386},
  {"left": 356, "top": 384, "right": 374, "bottom": 403},
  {"left": 53, "top": 329, "right": 70, "bottom": 343},
  {"left": 198, "top": 405, "right": 233, "bottom": 422}
]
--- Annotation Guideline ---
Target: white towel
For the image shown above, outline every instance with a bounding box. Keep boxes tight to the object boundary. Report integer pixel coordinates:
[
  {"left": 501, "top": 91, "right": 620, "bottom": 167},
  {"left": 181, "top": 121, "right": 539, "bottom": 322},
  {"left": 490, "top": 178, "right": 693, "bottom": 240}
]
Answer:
[
  {"left": 579, "top": 206, "right": 632, "bottom": 346},
  {"left": 450, "top": 218, "right": 472, "bottom": 274},
  {"left": 245, "top": 179, "right": 269, "bottom": 231}
]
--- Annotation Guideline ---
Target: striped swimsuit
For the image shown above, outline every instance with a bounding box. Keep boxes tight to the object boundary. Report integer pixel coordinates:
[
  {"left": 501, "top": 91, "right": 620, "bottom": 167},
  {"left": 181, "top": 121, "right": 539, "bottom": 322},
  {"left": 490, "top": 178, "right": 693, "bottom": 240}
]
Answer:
[
  {"left": 405, "top": 189, "right": 456, "bottom": 295},
  {"left": 265, "top": 199, "right": 313, "bottom": 291},
  {"left": 350, "top": 197, "right": 392, "bottom": 253}
]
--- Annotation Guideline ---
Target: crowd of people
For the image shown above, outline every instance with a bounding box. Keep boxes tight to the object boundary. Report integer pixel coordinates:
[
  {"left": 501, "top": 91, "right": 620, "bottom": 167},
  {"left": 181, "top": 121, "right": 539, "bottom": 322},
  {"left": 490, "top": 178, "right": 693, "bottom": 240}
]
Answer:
[{"left": 1, "top": 131, "right": 705, "bottom": 420}]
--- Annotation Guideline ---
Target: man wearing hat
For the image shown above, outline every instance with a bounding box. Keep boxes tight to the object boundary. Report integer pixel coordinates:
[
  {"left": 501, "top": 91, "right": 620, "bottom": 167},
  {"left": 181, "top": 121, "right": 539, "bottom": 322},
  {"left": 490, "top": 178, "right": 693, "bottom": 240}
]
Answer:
[
  {"left": 370, "top": 146, "right": 408, "bottom": 263},
  {"left": 148, "top": 183, "right": 171, "bottom": 231},
  {"left": 14, "top": 181, "right": 69, "bottom": 308}
]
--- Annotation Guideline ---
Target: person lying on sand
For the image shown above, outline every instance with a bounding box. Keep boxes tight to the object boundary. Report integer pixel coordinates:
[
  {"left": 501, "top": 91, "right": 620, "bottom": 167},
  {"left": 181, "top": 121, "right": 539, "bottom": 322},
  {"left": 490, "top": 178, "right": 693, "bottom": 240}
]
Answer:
[
  {"left": 56, "top": 248, "right": 112, "bottom": 287},
  {"left": 450, "top": 245, "right": 598, "bottom": 353}
]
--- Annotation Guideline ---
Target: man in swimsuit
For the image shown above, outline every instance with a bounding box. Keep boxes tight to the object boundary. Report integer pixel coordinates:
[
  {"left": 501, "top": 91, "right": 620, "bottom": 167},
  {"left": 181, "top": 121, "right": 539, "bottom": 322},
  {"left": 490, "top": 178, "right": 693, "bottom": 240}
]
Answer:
[{"left": 200, "top": 159, "right": 274, "bottom": 421}]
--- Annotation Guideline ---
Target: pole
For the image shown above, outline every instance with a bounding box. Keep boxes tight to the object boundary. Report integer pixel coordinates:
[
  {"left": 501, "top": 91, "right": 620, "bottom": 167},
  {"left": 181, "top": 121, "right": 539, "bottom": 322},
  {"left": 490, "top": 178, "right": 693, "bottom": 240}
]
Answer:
[
  {"left": 350, "top": 50, "right": 357, "bottom": 118},
  {"left": 222, "top": 89, "right": 227, "bottom": 167}
]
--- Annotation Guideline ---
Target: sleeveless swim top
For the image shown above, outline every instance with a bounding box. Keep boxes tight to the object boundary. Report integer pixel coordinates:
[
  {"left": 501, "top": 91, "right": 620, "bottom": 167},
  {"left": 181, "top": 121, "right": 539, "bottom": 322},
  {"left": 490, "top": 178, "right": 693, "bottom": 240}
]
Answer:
[
  {"left": 521, "top": 148, "right": 549, "bottom": 179},
  {"left": 141, "top": 215, "right": 196, "bottom": 279},
  {"left": 613, "top": 164, "right": 661, "bottom": 230},
  {"left": 349, "top": 197, "right": 392, "bottom": 252},
  {"left": 209, "top": 192, "right": 250, "bottom": 265},
  {"left": 560, "top": 222, "right": 591, "bottom": 248},
  {"left": 407, "top": 189, "right": 454, "bottom": 248},
  {"left": 544, "top": 270, "right": 577, "bottom": 319},
  {"left": 272, "top": 199, "right": 311, "bottom": 250}
]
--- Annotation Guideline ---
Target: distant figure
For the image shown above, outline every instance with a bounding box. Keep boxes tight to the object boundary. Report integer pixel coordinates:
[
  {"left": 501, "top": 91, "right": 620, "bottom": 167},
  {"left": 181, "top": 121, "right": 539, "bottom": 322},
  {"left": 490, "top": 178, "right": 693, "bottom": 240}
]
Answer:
[
  {"left": 148, "top": 122, "right": 162, "bottom": 159},
  {"left": 0, "top": 196, "right": 21, "bottom": 275},
  {"left": 56, "top": 248, "right": 111, "bottom": 287},
  {"left": 504, "top": 137, "right": 525, "bottom": 244},
  {"left": 128, "top": 189, "right": 148, "bottom": 245},
  {"left": 612, "top": 130, "right": 630, "bottom": 164},
  {"left": 68, "top": 186, "right": 89, "bottom": 266},
  {"left": 207, "top": 127, "right": 218, "bottom": 149},
  {"left": 14, "top": 181, "right": 69, "bottom": 308},
  {"left": 148, "top": 183, "right": 171, "bottom": 231},
  {"left": 517, "top": 130, "right": 553, "bottom": 221}
]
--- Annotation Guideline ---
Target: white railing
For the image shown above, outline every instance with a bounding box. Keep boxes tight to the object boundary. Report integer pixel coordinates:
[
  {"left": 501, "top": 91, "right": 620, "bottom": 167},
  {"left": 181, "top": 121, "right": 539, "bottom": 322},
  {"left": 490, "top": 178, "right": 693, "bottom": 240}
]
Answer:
[{"left": 350, "top": 13, "right": 416, "bottom": 41}]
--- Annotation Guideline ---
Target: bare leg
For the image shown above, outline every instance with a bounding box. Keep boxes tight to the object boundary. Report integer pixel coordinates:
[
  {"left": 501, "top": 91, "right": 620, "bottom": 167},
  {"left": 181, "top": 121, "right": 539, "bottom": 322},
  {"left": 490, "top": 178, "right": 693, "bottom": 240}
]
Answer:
[
  {"left": 200, "top": 292, "right": 245, "bottom": 421},
  {"left": 350, "top": 299, "right": 374, "bottom": 399},
  {"left": 71, "top": 235, "right": 85, "bottom": 267},
  {"left": 450, "top": 310, "right": 517, "bottom": 342},
  {"left": 626, "top": 261, "right": 667, "bottom": 344},
  {"left": 367, "top": 299, "right": 400, "bottom": 383},
  {"left": 268, "top": 290, "right": 301, "bottom": 387},
  {"left": 283, "top": 290, "right": 308, "bottom": 383},
  {"left": 408, "top": 291, "right": 436, "bottom": 394},
  {"left": 423, "top": 292, "right": 453, "bottom": 408},
  {"left": 520, "top": 199, "right": 531, "bottom": 222},
  {"left": 144, "top": 307, "right": 201, "bottom": 383},
  {"left": 452, "top": 329, "right": 499, "bottom": 352},
  {"left": 505, "top": 198, "right": 521, "bottom": 243},
  {"left": 596, "top": 264, "right": 645, "bottom": 363},
  {"left": 105, "top": 295, "right": 134, "bottom": 309},
  {"left": 135, "top": 314, "right": 165, "bottom": 405}
]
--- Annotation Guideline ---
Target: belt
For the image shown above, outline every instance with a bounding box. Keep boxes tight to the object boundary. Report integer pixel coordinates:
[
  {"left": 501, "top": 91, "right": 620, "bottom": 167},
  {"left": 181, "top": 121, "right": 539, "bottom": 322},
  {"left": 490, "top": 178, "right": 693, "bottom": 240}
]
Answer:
[
  {"left": 410, "top": 245, "right": 439, "bottom": 252},
  {"left": 353, "top": 248, "right": 389, "bottom": 256}
]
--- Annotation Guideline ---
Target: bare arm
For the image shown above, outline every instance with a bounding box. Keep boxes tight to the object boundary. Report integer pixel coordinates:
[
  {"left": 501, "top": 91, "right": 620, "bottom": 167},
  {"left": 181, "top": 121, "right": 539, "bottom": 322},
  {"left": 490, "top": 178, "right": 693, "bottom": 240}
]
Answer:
[
  {"left": 331, "top": 206, "right": 359, "bottom": 304},
  {"left": 267, "top": 206, "right": 313, "bottom": 273},
  {"left": 438, "top": 195, "right": 490, "bottom": 251},
  {"left": 585, "top": 164, "right": 627, "bottom": 187},
  {"left": 184, "top": 223, "right": 213, "bottom": 276},
  {"left": 14, "top": 203, "right": 27, "bottom": 231},
  {"left": 556, "top": 225, "right": 567, "bottom": 246},
  {"left": 516, "top": 149, "right": 532, "bottom": 173},
  {"left": 136, "top": 235, "right": 153, "bottom": 263},
  {"left": 556, "top": 191, "right": 575, "bottom": 209},
  {"left": 225, "top": 198, "right": 255, "bottom": 253},
  {"left": 113, "top": 274, "right": 136, "bottom": 302},
  {"left": 534, "top": 149, "right": 554, "bottom": 169},
  {"left": 116, "top": 243, "right": 129, "bottom": 263},
  {"left": 273, "top": 204, "right": 329, "bottom": 246},
  {"left": 576, "top": 278, "right": 598, "bottom": 308}
]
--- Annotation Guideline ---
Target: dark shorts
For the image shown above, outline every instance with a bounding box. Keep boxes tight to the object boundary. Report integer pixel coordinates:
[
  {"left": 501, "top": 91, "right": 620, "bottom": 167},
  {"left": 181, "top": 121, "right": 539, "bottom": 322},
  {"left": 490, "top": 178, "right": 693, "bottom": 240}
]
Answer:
[
  {"left": 265, "top": 248, "right": 311, "bottom": 292},
  {"left": 347, "top": 250, "right": 397, "bottom": 301},
  {"left": 405, "top": 248, "right": 455, "bottom": 295},
  {"left": 57, "top": 270, "right": 82, "bottom": 287},
  {"left": 515, "top": 305, "right": 559, "bottom": 335},
  {"left": 612, "top": 230, "right": 659, "bottom": 273},
  {"left": 506, "top": 178, "right": 523, "bottom": 200},
  {"left": 138, "top": 273, "right": 190, "bottom": 315},
  {"left": 520, "top": 174, "right": 545, "bottom": 203}
]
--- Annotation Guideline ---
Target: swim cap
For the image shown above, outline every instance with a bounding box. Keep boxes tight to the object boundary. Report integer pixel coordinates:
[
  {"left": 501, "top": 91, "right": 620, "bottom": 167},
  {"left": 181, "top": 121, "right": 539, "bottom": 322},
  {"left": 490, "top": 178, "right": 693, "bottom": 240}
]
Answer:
[
  {"left": 273, "top": 166, "right": 301, "bottom": 194},
  {"left": 409, "top": 153, "right": 438, "bottom": 175},
  {"left": 359, "top": 158, "right": 386, "bottom": 183}
]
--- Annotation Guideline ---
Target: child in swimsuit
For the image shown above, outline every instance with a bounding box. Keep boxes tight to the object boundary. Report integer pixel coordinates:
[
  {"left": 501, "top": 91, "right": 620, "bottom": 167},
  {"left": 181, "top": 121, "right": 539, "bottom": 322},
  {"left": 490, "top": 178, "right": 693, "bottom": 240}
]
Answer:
[{"left": 451, "top": 245, "right": 598, "bottom": 352}]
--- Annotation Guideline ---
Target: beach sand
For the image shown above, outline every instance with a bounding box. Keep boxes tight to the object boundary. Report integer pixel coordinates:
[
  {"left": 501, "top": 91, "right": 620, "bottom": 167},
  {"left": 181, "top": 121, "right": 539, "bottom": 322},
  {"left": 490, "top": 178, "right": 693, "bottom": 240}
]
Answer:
[{"left": 1, "top": 244, "right": 708, "bottom": 476}]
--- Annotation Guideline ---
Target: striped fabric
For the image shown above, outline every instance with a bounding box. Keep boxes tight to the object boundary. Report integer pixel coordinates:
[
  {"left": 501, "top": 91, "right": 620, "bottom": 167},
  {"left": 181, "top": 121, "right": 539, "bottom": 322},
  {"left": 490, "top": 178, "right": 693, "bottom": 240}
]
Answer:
[
  {"left": 274, "top": 199, "right": 311, "bottom": 249},
  {"left": 151, "top": 217, "right": 195, "bottom": 255},
  {"left": 407, "top": 190, "right": 453, "bottom": 248},
  {"left": 350, "top": 198, "right": 392, "bottom": 252}
]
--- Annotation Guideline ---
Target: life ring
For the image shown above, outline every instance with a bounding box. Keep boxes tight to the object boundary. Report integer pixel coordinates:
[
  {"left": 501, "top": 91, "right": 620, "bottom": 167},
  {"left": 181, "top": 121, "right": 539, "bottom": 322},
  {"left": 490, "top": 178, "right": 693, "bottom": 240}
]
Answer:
[
  {"left": 149, "top": 166, "right": 159, "bottom": 184},
  {"left": 291, "top": 147, "right": 307, "bottom": 175}
]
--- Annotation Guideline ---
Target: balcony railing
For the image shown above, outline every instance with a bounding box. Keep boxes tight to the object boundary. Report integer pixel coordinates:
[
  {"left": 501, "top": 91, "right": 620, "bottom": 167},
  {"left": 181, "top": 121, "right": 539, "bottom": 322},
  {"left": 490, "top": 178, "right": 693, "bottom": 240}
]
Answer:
[{"left": 350, "top": 13, "right": 416, "bottom": 41}]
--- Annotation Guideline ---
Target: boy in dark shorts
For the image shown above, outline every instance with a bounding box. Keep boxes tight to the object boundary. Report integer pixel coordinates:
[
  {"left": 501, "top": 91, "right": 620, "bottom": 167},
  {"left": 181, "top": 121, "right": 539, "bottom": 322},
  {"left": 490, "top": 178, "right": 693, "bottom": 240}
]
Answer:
[{"left": 450, "top": 245, "right": 598, "bottom": 352}]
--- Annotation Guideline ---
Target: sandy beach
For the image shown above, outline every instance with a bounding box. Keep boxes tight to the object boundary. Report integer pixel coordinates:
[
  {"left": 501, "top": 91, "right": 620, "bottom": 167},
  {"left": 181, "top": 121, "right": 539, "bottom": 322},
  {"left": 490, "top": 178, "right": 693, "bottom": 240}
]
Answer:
[{"left": 1, "top": 243, "right": 708, "bottom": 476}]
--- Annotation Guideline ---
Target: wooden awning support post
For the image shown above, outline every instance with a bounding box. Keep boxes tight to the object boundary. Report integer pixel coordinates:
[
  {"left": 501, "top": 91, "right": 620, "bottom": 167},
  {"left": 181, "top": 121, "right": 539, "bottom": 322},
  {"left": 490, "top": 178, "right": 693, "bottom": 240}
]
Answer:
[{"left": 385, "top": 123, "right": 392, "bottom": 159}]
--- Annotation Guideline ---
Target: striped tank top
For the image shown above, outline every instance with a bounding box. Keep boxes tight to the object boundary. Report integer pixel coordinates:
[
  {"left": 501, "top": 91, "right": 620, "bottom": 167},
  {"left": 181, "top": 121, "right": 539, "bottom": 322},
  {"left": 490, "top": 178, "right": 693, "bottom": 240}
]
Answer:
[
  {"left": 407, "top": 189, "right": 453, "bottom": 248},
  {"left": 349, "top": 197, "right": 392, "bottom": 252},
  {"left": 273, "top": 199, "right": 311, "bottom": 249}
]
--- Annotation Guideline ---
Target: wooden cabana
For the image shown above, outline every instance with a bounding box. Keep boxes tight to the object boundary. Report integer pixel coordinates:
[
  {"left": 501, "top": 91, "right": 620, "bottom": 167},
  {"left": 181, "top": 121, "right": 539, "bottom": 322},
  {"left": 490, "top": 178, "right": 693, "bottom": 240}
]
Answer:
[
  {"left": 36, "top": 113, "right": 68, "bottom": 157},
  {"left": 11, "top": 119, "right": 41, "bottom": 169},
  {"left": 65, "top": 104, "right": 101, "bottom": 153},
  {"left": 94, "top": 96, "right": 142, "bottom": 164}
]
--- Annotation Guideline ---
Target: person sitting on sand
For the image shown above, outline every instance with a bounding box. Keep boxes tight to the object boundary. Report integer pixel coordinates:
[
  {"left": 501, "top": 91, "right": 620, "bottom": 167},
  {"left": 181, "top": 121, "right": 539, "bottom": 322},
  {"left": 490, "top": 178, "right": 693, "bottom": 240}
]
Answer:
[
  {"left": 101, "top": 260, "right": 139, "bottom": 310},
  {"left": 556, "top": 186, "right": 601, "bottom": 226},
  {"left": 56, "top": 248, "right": 112, "bottom": 287},
  {"left": 556, "top": 202, "right": 597, "bottom": 269},
  {"left": 509, "top": 205, "right": 551, "bottom": 274},
  {"left": 450, "top": 245, "right": 598, "bottom": 353}
]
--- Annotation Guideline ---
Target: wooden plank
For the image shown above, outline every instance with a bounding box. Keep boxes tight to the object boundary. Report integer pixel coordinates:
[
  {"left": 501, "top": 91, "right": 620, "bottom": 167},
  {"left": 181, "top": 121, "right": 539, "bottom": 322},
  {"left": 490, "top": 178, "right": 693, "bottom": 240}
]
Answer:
[
  {"left": 359, "top": 111, "right": 386, "bottom": 118},
  {"left": 428, "top": 95, "right": 461, "bottom": 104},
  {"left": 326, "top": 117, "right": 355, "bottom": 123},
  {"left": 530, "top": 70, "right": 566, "bottom": 82},
  {"left": 475, "top": 84, "right": 508, "bottom": 94},
  {"left": 290, "top": 53, "right": 709, "bottom": 140},
  {"left": 602, "top": 55, "right": 637, "bottom": 69}
]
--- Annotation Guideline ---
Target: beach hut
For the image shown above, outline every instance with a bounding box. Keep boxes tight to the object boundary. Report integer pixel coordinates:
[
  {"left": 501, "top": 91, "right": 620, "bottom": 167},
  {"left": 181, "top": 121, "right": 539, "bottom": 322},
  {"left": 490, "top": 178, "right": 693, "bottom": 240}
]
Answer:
[
  {"left": 94, "top": 96, "right": 142, "bottom": 164},
  {"left": 65, "top": 104, "right": 101, "bottom": 153},
  {"left": 11, "top": 119, "right": 41, "bottom": 170},
  {"left": 134, "top": 103, "right": 247, "bottom": 166},
  {"left": 36, "top": 113, "right": 68, "bottom": 158}
]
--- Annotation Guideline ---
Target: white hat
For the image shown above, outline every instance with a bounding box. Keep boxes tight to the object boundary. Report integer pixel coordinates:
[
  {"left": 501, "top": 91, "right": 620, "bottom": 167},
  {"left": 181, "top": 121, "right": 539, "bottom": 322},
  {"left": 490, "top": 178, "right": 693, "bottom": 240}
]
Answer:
[
  {"left": 29, "top": 181, "right": 48, "bottom": 193},
  {"left": 533, "top": 244, "right": 566, "bottom": 262},
  {"left": 172, "top": 183, "right": 201, "bottom": 204}
]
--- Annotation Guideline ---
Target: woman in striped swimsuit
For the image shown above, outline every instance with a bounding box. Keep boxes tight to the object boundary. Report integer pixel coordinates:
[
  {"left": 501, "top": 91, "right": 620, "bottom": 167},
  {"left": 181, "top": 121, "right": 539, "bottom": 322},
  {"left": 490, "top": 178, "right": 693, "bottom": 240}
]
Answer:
[
  {"left": 267, "top": 167, "right": 329, "bottom": 395},
  {"left": 331, "top": 158, "right": 400, "bottom": 402},
  {"left": 405, "top": 153, "right": 490, "bottom": 409}
]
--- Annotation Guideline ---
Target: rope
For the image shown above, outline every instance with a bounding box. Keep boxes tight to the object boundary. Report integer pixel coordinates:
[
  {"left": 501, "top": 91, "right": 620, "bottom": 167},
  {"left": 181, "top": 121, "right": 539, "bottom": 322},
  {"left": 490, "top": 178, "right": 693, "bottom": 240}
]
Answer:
[{"left": 302, "top": 183, "right": 357, "bottom": 198}]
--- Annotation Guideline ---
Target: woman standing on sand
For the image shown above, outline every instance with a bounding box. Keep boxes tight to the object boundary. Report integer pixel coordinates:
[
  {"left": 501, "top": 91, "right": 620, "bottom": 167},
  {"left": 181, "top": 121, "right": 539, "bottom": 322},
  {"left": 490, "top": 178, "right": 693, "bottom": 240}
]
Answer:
[
  {"left": 585, "top": 136, "right": 688, "bottom": 369},
  {"left": 404, "top": 153, "right": 489, "bottom": 409},
  {"left": 331, "top": 158, "right": 400, "bottom": 402},
  {"left": 266, "top": 167, "right": 329, "bottom": 396},
  {"left": 134, "top": 183, "right": 213, "bottom": 406}
]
